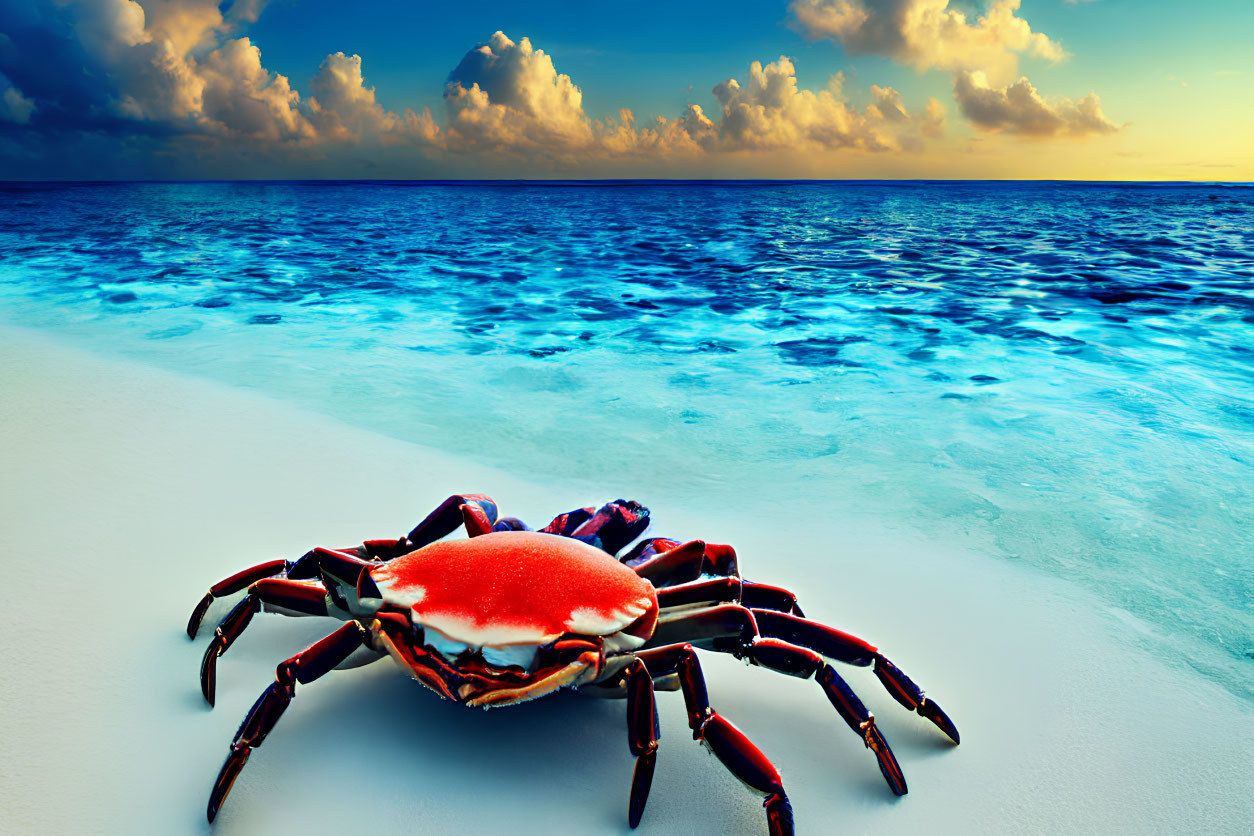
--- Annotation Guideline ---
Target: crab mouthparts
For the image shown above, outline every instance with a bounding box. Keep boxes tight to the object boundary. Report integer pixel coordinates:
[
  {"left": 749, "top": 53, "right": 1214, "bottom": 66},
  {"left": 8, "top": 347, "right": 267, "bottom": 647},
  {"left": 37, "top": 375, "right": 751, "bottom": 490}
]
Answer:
[{"left": 414, "top": 622, "right": 539, "bottom": 672}]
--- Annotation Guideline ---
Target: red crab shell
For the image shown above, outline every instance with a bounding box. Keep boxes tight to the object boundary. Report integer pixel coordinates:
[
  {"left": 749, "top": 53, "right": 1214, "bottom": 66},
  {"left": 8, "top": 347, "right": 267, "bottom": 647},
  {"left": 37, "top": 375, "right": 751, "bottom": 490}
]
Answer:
[{"left": 369, "top": 531, "right": 659, "bottom": 651}]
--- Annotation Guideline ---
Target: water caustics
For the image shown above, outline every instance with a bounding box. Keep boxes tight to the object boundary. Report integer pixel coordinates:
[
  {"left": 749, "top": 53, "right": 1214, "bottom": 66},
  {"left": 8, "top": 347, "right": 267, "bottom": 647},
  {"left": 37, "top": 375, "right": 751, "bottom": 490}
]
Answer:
[{"left": 1, "top": 181, "right": 1252, "bottom": 701}]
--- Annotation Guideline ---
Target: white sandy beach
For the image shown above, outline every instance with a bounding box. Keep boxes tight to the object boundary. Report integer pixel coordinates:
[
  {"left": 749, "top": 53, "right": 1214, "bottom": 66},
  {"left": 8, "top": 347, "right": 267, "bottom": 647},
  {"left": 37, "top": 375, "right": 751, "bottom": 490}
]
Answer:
[{"left": 1, "top": 323, "right": 1251, "bottom": 835}]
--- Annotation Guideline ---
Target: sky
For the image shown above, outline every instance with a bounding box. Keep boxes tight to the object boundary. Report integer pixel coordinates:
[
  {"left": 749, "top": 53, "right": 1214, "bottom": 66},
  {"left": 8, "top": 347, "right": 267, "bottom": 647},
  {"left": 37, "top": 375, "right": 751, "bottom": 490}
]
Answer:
[{"left": 0, "top": 0, "right": 1250, "bottom": 180}]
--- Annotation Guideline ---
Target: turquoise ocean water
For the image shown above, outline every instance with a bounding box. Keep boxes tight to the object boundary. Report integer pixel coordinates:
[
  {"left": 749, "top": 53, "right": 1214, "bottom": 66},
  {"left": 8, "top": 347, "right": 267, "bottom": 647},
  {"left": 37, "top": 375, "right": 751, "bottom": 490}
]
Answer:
[{"left": 1, "top": 181, "right": 1250, "bottom": 700}]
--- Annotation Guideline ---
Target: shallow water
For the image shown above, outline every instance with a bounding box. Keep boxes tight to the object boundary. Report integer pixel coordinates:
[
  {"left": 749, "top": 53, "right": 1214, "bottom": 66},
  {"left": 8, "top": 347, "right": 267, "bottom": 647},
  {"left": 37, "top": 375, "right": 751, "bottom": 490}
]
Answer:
[{"left": 1, "top": 180, "right": 1251, "bottom": 700}]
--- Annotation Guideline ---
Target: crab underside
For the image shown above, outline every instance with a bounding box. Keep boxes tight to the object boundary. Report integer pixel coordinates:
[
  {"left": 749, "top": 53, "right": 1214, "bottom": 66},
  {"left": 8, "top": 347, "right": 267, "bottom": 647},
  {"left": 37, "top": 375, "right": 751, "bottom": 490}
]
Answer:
[{"left": 187, "top": 494, "right": 960, "bottom": 835}]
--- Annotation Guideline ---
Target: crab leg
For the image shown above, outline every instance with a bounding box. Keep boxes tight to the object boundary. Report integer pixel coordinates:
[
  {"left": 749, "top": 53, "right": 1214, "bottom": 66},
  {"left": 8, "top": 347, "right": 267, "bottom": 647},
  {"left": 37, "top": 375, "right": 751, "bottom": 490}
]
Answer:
[
  {"left": 624, "top": 658, "right": 660, "bottom": 828},
  {"left": 632, "top": 540, "right": 708, "bottom": 587},
  {"left": 750, "top": 609, "right": 960, "bottom": 745},
  {"left": 207, "top": 622, "right": 369, "bottom": 822},
  {"left": 405, "top": 494, "right": 500, "bottom": 548},
  {"left": 656, "top": 577, "right": 805, "bottom": 616},
  {"left": 644, "top": 604, "right": 943, "bottom": 795},
  {"left": 650, "top": 605, "right": 957, "bottom": 742},
  {"left": 189, "top": 548, "right": 380, "bottom": 640},
  {"left": 622, "top": 537, "right": 740, "bottom": 581},
  {"left": 200, "top": 579, "right": 329, "bottom": 706},
  {"left": 187, "top": 559, "right": 290, "bottom": 639},
  {"left": 542, "top": 499, "right": 651, "bottom": 555},
  {"left": 738, "top": 638, "right": 907, "bottom": 795},
  {"left": 571, "top": 499, "right": 651, "bottom": 554},
  {"left": 636, "top": 644, "right": 794, "bottom": 836}
]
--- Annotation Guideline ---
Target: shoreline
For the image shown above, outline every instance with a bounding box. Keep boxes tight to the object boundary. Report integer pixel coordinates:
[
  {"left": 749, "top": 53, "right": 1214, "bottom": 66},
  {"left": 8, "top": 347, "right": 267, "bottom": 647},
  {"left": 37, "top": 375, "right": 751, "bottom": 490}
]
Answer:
[{"left": 1, "top": 323, "right": 1250, "bottom": 833}]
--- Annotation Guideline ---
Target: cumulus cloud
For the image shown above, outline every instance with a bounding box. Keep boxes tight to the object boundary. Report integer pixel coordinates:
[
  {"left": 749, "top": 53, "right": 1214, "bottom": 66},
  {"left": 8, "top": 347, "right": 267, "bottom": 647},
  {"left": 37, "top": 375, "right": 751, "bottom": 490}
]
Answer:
[
  {"left": 596, "top": 107, "right": 709, "bottom": 158},
  {"left": 442, "top": 31, "right": 594, "bottom": 153},
  {"left": 709, "top": 57, "right": 908, "bottom": 152},
  {"left": 0, "top": 1, "right": 299, "bottom": 133},
  {"left": 788, "top": 1, "right": 1119, "bottom": 141},
  {"left": 308, "top": 52, "right": 439, "bottom": 144},
  {"left": 789, "top": 0, "right": 1065, "bottom": 83},
  {"left": 65, "top": 0, "right": 205, "bottom": 124},
  {"left": 0, "top": 14, "right": 964, "bottom": 174},
  {"left": 199, "top": 37, "right": 311, "bottom": 139},
  {"left": 953, "top": 70, "right": 1117, "bottom": 136},
  {"left": 439, "top": 32, "right": 716, "bottom": 161},
  {"left": 437, "top": 35, "right": 940, "bottom": 161},
  {"left": 0, "top": 0, "right": 439, "bottom": 149}
]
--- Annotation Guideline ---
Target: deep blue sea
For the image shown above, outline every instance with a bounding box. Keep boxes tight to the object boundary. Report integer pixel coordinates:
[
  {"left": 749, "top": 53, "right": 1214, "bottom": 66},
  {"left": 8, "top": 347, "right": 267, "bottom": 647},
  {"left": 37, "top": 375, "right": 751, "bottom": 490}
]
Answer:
[{"left": 1, "top": 181, "right": 1251, "bottom": 700}]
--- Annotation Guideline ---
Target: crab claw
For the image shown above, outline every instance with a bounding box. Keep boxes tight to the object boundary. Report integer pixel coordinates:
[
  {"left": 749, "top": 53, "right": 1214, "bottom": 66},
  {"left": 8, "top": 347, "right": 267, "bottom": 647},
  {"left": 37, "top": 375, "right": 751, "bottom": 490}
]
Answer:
[
  {"left": 918, "top": 699, "right": 960, "bottom": 745},
  {"left": 873, "top": 656, "right": 960, "bottom": 745}
]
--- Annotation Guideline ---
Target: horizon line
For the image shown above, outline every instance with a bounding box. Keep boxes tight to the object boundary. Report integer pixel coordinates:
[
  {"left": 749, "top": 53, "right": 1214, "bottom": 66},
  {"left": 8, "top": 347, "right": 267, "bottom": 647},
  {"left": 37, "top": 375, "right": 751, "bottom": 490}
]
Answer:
[{"left": 2, "top": 178, "right": 1250, "bottom": 187}]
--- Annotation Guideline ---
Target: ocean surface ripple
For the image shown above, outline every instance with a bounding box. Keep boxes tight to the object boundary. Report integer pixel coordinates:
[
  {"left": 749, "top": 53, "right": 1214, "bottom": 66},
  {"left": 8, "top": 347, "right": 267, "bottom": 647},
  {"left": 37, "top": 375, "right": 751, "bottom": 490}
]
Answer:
[{"left": 1, "top": 181, "right": 1251, "bottom": 700}]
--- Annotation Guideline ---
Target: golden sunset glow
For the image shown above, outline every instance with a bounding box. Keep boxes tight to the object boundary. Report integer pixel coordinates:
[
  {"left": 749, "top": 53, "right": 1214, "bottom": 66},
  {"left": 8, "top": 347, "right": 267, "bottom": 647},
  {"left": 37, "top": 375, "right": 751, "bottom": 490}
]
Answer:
[{"left": 0, "top": 0, "right": 1249, "bottom": 179}]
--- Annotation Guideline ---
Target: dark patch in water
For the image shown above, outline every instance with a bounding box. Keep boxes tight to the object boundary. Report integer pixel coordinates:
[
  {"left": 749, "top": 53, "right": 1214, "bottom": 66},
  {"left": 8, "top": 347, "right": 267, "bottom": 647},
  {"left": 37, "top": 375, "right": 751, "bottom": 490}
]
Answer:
[
  {"left": 527, "top": 346, "right": 568, "bottom": 358},
  {"left": 775, "top": 335, "right": 869, "bottom": 366},
  {"left": 694, "top": 339, "right": 737, "bottom": 353}
]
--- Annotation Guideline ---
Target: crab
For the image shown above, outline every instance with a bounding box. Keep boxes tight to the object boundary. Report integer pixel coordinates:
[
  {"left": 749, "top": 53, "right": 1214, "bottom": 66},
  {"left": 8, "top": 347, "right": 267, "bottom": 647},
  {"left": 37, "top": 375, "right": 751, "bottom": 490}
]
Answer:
[{"left": 187, "top": 495, "right": 959, "bottom": 834}]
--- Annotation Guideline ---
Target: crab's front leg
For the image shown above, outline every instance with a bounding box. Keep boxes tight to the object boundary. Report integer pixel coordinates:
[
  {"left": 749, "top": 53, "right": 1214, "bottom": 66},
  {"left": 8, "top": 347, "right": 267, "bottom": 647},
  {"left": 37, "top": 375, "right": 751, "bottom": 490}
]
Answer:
[
  {"left": 187, "top": 560, "right": 290, "bottom": 639},
  {"left": 199, "top": 578, "right": 329, "bottom": 706},
  {"left": 187, "top": 549, "right": 365, "bottom": 639},
  {"left": 207, "top": 622, "right": 372, "bottom": 822}
]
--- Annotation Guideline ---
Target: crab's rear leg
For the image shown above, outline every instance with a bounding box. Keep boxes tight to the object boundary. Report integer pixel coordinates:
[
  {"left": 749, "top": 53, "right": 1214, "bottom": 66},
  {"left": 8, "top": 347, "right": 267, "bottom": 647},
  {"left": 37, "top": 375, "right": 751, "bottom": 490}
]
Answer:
[
  {"left": 636, "top": 644, "right": 794, "bottom": 836},
  {"left": 207, "top": 622, "right": 370, "bottom": 822},
  {"left": 624, "top": 658, "right": 660, "bottom": 828},
  {"left": 200, "top": 579, "right": 329, "bottom": 706}
]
